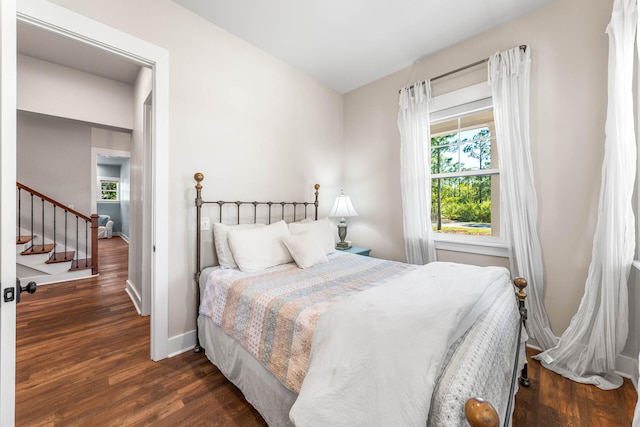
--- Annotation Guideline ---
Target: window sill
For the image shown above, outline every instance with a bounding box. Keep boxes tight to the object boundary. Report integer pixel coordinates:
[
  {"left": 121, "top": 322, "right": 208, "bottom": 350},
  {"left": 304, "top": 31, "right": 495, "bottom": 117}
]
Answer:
[
  {"left": 433, "top": 235, "right": 508, "bottom": 258},
  {"left": 98, "top": 200, "right": 120, "bottom": 204}
]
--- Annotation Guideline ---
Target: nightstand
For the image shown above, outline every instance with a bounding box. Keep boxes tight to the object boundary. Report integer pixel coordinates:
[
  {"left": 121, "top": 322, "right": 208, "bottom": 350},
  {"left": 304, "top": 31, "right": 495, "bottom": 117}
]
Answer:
[{"left": 337, "top": 245, "right": 371, "bottom": 256}]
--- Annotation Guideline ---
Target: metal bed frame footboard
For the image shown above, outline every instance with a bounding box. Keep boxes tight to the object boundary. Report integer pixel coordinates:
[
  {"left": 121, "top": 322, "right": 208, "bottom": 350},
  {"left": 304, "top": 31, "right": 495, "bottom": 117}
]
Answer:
[{"left": 193, "top": 172, "right": 320, "bottom": 352}]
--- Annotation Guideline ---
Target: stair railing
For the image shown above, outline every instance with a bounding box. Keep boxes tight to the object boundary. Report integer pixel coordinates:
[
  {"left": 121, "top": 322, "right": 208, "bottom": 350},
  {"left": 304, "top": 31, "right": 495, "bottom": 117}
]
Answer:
[{"left": 16, "top": 182, "right": 99, "bottom": 275}]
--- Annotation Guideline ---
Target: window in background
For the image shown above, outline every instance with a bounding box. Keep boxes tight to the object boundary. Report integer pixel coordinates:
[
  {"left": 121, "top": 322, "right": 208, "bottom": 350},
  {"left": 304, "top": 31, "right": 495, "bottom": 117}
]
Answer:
[
  {"left": 98, "top": 177, "right": 120, "bottom": 202},
  {"left": 430, "top": 108, "right": 500, "bottom": 237}
]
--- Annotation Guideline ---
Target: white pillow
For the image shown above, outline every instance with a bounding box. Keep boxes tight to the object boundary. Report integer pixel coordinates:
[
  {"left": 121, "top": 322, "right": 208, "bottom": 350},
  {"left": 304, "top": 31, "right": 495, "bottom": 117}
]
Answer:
[
  {"left": 213, "top": 223, "right": 266, "bottom": 269},
  {"left": 288, "top": 217, "right": 336, "bottom": 254},
  {"left": 282, "top": 232, "right": 328, "bottom": 269},
  {"left": 282, "top": 232, "right": 329, "bottom": 268},
  {"left": 228, "top": 220, "right": 293, "bottom": 272}
]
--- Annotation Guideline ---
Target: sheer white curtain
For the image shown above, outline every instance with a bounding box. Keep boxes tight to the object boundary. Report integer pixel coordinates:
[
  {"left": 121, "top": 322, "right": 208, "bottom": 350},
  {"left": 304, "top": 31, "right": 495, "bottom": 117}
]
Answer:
[
  {"left": 397, "top": 81, "right": 437, "bottom": 265},
  {"left": 488, "top": 46, "right": 558, "bottom": 351},
  {"left": 535, "top": 0, "right": 637, "bottom": 390}
]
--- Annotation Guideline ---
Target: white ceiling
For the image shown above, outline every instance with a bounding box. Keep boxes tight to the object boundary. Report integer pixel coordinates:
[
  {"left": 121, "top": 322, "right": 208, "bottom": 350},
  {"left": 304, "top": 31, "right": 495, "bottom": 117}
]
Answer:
[
  {"left": 16, "top": 0, "right": 555, "bottom": 93},
  {"left": 172, "top": 0, "right": 556, "bottom": 93},
  {"left": 17, "top": 20, "right": 141, "bottom": 85}
]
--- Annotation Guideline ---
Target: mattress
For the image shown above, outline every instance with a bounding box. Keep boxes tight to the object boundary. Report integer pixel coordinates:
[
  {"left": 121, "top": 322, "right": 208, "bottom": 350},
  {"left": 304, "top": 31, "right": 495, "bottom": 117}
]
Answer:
[{"left": 198, "top": 258, "right": 522, "bottom": 426}]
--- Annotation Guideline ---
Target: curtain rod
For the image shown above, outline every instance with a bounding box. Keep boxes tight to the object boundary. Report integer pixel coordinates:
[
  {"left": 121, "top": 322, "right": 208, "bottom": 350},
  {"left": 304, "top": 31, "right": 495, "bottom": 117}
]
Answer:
[{"left": 399, "top": 45, "right": 528, "bottom": 94}]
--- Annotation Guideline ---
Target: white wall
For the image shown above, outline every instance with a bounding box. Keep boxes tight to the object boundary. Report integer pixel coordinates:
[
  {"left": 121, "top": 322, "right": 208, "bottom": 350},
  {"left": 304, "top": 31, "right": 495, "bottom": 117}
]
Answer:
[
  {"left": 119, "top": 158, "right": 130, "bottom": 239},
  {"left": 17, "top": 54, "right": 134, "bottom": 129},
  {"left": 130, "top": 66, "right": 152, "bottom": 316},
  {"left": 343, "top": 0, "right": 611, "bottom": 340},
  {"left": 47, "top": 0, "right": 345, "bottom": 340}
]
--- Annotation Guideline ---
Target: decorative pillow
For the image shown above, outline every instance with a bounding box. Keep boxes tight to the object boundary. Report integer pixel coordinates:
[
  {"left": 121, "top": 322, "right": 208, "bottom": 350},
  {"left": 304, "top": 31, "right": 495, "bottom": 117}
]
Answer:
[
  {"left": 282, "top": 232, "right": 328, "bottom": 269},
  {"left": 213, "top": 223, "right": 266, "bottom": 269},
  {"left": 228, "top": 220, "right": 293, "bottom": 272},
  {"left": 98, "top": 215, "right": 110, "bottom": 227},
  {"left": 288, "top": 217, "right": 336, "bottom": 254}
]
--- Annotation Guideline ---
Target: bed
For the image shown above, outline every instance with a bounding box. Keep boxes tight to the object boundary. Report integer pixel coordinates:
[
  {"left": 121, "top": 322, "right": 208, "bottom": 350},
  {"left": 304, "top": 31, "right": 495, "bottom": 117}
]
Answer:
[{"left": 193, "top": 172, "right": 529, "bottom": 427}]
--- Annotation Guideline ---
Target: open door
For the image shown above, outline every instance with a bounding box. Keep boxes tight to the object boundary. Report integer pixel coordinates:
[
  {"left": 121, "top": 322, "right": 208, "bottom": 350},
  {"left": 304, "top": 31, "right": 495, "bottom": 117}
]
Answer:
[{"left": 0, "top": 0, "right": 17, "bottom": 425}]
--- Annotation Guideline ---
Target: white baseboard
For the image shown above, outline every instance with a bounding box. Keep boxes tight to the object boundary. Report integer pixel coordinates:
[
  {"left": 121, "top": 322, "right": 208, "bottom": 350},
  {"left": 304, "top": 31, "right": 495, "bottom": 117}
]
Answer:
[
  {"left": 167, "top": 329, "right": 197, "bottom": 358},
  {"left": 616, "top": 353, "right": 639, "bottom": 390},
  {"left": 125, "top": 279, "right": 141, "bottom": 315},
  {"left": 119, "top": 233, "right": 130, "bottom": 244}
]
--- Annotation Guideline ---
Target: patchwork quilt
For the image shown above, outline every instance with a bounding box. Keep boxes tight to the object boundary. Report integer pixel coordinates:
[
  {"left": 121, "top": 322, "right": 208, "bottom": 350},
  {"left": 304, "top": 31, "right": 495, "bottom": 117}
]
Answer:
[{"left": 199, "top": 252, "right": 417, "bottom": 393}]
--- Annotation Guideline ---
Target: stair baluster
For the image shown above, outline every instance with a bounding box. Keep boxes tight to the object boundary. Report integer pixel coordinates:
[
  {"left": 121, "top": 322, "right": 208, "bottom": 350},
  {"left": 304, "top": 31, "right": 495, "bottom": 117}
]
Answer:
[
  {"left": 84, "top": 220, "right": 88, "bottom": 268},
  {"left": 29, "top": 193, "right": 34, "bottom": 253},
  {"left": 17, "top": 187, "right": 21, "bottom": 237},
  {"left": 64, "top": 209, "right": 68, "bottom": 260},
  {"left": 75, "top": 215, "right": 79, "bottom": 268},
  {"left": 41, "top": 197, "right": 45, "bottom": 253},
  {"left": 52, "top": 205, "right": 57, "bottom": 259},
  {"left": 16, "top": 182, "right": 99, "bottom": 277}
]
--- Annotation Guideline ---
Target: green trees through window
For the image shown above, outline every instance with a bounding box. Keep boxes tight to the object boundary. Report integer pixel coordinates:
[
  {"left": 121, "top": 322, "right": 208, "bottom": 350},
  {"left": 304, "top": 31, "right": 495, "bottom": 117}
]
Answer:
[
  {"left": 430, "top": 109, "right": 499, "bottom": 236},
  {"left": 99, "top": 179, "right": 120, "bottom": 201}
]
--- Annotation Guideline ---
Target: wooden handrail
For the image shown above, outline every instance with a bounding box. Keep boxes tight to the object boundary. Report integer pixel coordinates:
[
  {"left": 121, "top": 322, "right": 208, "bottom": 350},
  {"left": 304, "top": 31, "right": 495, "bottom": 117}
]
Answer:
[{"left": 17, "top": 182, "right": 92, "bottom": 222}]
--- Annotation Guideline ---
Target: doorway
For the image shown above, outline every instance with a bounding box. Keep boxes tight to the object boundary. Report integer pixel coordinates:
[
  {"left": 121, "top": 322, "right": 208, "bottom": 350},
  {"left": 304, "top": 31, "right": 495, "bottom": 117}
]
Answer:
[{"left": 16, "top": 3, "right": 170, "bottom": 361}]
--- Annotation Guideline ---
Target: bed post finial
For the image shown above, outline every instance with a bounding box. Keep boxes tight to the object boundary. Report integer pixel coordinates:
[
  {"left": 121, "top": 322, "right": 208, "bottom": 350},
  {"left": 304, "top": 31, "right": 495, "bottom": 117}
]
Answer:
[
  {"left": 195, "top": 172, "right": 204, "bottom": 191},
  {"left": 465, "top": 397, "right": 499, "bottom": 427},
  {"left": 514, "top": 277, "right": 527, "bottom": 303}
]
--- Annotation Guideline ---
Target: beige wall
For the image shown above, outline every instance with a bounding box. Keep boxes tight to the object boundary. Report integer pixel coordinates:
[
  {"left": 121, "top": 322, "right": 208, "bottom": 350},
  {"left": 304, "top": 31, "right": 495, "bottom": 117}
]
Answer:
[
  {"left": 343, "top": 0, "right": 611, "bottom": 337},
  {"left": 46, "top": 0, "right": 345, "bottom": 340}
]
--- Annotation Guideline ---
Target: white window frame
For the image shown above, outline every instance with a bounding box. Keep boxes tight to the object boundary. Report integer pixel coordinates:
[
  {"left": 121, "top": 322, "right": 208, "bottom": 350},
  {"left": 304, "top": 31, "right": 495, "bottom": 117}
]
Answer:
[
  {"left": 429, "top": 83, "right": 507, "bottom": 257},
  {"left": 98, "top": 176, "right": 120, "bottom": 203}
]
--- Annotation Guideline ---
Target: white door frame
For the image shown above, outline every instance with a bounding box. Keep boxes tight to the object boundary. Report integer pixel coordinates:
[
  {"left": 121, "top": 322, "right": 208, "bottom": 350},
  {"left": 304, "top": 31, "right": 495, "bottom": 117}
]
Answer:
[
  {"left": 16, "top": 0, "right": 170, "bottom": 362},
  {"left": 0, "top": 0, "right": 18, "bottom": 424}
]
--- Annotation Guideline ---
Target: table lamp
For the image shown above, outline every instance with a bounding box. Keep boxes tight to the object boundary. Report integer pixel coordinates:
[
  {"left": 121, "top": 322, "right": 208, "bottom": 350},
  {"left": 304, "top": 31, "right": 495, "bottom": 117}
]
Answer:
[{"left": 329, "top": 190, "right": 358, "bottom": 249}]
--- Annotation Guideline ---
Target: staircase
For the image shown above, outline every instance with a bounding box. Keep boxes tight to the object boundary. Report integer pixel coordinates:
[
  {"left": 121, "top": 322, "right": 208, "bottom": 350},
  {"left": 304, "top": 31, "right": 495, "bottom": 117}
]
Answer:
[{"left": 16, "top": 182, "right": 99, "bottom": 285}]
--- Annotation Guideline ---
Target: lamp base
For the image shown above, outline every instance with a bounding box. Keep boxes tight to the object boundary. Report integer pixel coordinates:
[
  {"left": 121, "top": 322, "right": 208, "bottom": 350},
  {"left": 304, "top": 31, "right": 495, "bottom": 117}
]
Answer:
[{"left": 336, "top": 241, "right": 352, "bottom": 250}]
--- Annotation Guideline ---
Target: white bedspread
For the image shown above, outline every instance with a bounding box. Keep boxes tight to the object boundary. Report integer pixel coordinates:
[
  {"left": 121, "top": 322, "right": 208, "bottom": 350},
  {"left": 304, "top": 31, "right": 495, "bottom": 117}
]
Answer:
[{"left": 289, "top": 262, "right": 510, "bottom": 427}]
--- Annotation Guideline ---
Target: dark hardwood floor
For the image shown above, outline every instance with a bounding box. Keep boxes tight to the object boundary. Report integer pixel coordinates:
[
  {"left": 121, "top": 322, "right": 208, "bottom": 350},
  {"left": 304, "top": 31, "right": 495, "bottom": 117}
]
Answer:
[{"left": 15, "top": 236, "right": 638, "bottom": 426}]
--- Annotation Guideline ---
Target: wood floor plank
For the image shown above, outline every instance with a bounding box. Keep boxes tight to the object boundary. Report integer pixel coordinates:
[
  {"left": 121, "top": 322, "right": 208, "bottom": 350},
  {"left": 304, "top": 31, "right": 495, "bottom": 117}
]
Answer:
[{"left": 15, "top": 237, "right": 638, "bottom": 426}]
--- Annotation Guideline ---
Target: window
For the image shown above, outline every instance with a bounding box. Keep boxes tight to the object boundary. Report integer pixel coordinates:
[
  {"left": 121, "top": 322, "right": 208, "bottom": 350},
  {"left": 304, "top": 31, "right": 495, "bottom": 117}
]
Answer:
[
  {"left": 98, "top": 177, "right": 120, "bottom": 202},
  {"left": 430, "top": 108, "right": 500, "bottom": 237},
  {"left": 425, "top": 82, "right": 506, "bottom": 257}
]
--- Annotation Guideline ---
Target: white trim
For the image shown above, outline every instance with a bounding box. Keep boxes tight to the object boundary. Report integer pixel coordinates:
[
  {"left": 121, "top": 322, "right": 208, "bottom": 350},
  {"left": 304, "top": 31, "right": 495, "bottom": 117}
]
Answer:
[
  {"left": 616, "top": 353, "right": 639, "bottom": 389},
  {"left": 430, "top": 82, "right": 492, "bottom": 114},
  {"left": 18, "top": 0, "right": 170, "bottom": 361},
  {"left": 0, "top": 0, "right": 17, "bottom": 424},
  {"left": 434, "top": 235, "right": 508, "bottom": 257},
  {"left": 167, "top": 330, "right": 198, "bottom": 358},
  {"left": 431, "top": 168, "right": 499, "bottom": 180},
  {"left": 125, "top": 279, "right": 142, "bottom": 315},
  {"left": 119, "top": 233, "right": 130, "bottom": 244}
]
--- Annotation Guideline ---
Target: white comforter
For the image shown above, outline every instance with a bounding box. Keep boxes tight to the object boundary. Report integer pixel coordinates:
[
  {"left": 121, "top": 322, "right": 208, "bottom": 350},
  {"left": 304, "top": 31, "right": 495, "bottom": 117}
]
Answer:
[{"left": 289, "top": 262, "right": 510, "bottom": 427}]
